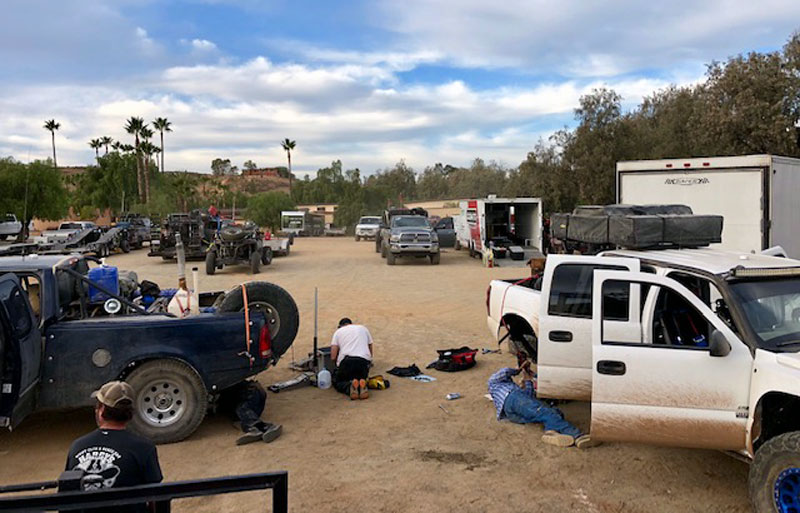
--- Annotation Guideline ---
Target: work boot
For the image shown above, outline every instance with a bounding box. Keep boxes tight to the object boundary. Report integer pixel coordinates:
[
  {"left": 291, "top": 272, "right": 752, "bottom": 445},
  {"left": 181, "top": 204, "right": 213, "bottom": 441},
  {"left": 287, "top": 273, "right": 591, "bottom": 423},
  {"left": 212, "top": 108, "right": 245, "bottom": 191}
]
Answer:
[
  {"left": 236, "top": 428, "right": 264, "bottom": 446},
  {"left": 350, "top": 379, "right": 359, "bottom": 400},
  {"left": 359, "top": 379, "right": 369, "bottom": 400},
  {"left": 261, "top": 424, "right": 283, "bottom": 443},
  {"left": 575, "top": 434, "right": 601, "bottom": 449},
  {"left": 541, "top": 430, "right": 575, "bottom": 448}
]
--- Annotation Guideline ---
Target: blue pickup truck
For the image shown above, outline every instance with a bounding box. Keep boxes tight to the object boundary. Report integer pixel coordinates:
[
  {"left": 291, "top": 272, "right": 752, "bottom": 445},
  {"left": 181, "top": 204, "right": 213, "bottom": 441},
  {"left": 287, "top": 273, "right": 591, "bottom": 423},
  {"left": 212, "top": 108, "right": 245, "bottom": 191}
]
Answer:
[{"left": 0, "top": 254, "right": 298, "bottom": 443}]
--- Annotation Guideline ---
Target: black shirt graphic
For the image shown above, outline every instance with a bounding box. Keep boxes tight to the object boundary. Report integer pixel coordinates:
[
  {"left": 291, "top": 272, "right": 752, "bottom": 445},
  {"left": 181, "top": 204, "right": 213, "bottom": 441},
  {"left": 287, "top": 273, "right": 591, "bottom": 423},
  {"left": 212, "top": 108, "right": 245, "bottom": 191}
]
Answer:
[{"left": 65, "top": 429, "right": 163, "bottom": 512}]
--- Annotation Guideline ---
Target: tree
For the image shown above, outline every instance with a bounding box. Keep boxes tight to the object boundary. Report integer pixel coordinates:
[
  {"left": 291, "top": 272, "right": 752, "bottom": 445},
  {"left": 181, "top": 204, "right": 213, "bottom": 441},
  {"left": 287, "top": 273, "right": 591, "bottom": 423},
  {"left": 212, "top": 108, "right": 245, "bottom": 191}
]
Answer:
[
  {"left": 152, "top": 117, "right": 172, "bottom": 173},
  {"left": 211, "top": 158, "right": 233, "bottom": 176},
  {"left": 247, "top": 191, "right": 295, "bottom": 230},
  {"left": 243, "top": 160, "right": 258, "bottom": 171},
  {"left": 43, "top": 119, "right": 60, "bottom": 168},
  {"left": 280, "top": 138, "right": 296, "bottom": 195},
  {"left": 0, "top": 158, "right": 68, "bottom": 239},
  {"left": 101, "top": 136, "right": 113, "bottom": 155},
  {"left": 70, "top": 152, "right": 138, "bottom": 214},
  {"left": 124, "top": 117, "right": 146, "bottom": 203},
  {"left": 88, "top": 138, "right": 102, "bottom": 158}
]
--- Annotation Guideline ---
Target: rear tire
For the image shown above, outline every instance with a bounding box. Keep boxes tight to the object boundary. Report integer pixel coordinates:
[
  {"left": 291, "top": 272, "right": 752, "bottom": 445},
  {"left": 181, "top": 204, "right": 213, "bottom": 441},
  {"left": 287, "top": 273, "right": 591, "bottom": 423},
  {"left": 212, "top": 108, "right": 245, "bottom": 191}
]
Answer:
[
  {"left": 387, "top": 252, "right": 396, "bottom": 265},
  {"left": 381, "top": 243, "right": 387, "bottom": 258},
  {"left": 355, "top": 235, "right": 360, "bottom": 242},
  {"left": 430, "top": 253, "right": 440, "bottom": 265},
  {"left": 205, "top": 251, "right": 216, "bottom": 275},
  {"left": 120, "top": 238, "right": 130, "bottom": 253},
  {"left": 454, "top": 239, "right": 461, "bottom": 251},
  {"left": 219, "top": 282, "right": 299, "bottom": 358},
  {"left": 262, "top": 247, "right": 273, "bottom": 266},
  {"left": 250, "top": 249, "right": 261, "bottom": 274},
  {"left": 126, "top": 359, "right": 207, "bottom": 444},
  {"left": 750, "top": 431, "right": 800, "bottom": 513}
]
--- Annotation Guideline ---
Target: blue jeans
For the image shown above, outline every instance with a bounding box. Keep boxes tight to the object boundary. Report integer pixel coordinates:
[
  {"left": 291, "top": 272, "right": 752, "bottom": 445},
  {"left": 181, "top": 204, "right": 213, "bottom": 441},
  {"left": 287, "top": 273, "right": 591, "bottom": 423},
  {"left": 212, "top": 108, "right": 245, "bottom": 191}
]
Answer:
[{"left": 502, "top": 389, "right": 581, "bottom": 438}]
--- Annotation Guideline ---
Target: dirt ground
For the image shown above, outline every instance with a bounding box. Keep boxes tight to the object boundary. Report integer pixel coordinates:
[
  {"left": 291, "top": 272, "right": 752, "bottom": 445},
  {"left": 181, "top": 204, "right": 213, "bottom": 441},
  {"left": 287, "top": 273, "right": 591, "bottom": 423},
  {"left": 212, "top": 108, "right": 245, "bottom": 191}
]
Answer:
[{"left": 0, "top": 238, "right": 750, "bottom": 512}]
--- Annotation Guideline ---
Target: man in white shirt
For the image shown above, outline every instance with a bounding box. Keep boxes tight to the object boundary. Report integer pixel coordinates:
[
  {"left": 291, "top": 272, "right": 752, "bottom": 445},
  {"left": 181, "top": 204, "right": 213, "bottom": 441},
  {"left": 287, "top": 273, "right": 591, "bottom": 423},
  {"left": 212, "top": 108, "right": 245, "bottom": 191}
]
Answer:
[{"left": 330, "top": 318, "right": 373, "bottom": 400}]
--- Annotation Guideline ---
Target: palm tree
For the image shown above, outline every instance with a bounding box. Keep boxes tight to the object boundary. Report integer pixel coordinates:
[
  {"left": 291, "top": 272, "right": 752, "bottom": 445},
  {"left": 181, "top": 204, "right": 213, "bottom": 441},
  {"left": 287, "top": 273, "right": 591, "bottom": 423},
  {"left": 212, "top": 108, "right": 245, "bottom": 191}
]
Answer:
[
  {"left": 152, "top": 117, "right": 172, "bottom": 173},
  {"left": 124, "top": 117, "right": 146, "bottom": 202},
  {"left": 101, "top": 136, "right": 113, "bottom": 154},
  {"left": 138, "top": 129, "right": 155, "bottom": 203},
  {"left": 43, "top": 119, "right": 61, "bottom": 167},
  {"left": 280, "top": 138, "right": 296, "bottom": 194},
  {"left": 111, "top": 141, "right": 122, "bottom": 152},
  {"left": 88, "top": 138, "right": 102, "bottom": 158}
]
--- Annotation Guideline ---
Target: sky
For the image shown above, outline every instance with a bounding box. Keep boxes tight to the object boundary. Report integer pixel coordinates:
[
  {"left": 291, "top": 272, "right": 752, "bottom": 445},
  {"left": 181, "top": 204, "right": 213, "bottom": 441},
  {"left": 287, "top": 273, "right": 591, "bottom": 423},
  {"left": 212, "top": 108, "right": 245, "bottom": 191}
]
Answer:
[{"left": 1, "top": 1, "right": 798, "bottom": 177}]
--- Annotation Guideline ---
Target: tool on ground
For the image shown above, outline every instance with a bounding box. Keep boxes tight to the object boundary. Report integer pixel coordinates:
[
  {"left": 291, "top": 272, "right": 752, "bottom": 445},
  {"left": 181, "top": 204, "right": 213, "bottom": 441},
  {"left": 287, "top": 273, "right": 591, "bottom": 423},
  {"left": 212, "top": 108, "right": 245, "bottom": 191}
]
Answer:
[
  {"left": 481, "top": 348, "right": 501, "bottom": 355},
  {"left": 268, "top": 372, "right": 314, "bottom": 393},
  {"left": 446, "top": 393, "right": 461, "bottom": 400},
  {"left": 438, "top": 404, "right": 450, "bottom": 415}
]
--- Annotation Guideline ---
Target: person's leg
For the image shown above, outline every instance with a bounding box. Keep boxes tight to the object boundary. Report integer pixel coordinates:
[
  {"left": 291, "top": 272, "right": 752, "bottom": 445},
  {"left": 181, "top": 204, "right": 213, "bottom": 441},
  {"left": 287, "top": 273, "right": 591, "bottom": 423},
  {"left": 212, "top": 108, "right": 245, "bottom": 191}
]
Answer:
[
  {"left": 503, "top": 391, "right": 582, "bottom": 437},
  {"left": 333, "top": 357, "right": 360, "bottom": 396},
  {"left": 351, "top": 357, "right": 370, "bottom": 399}
]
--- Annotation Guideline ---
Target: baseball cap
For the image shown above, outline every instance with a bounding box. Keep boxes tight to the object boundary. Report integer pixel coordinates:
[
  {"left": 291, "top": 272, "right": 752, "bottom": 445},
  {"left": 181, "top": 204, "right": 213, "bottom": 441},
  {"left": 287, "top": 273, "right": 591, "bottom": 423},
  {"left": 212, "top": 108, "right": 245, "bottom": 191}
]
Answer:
[{"left": 91, "top": 381, "right": 135, "bottom": 407}]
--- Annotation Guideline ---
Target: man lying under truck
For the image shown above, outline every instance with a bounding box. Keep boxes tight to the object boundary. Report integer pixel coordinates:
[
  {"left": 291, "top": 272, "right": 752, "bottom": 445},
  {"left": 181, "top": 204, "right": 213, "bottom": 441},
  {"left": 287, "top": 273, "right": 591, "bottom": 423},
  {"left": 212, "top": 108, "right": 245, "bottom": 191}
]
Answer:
[
  {"left": 218, "top": 380, "right": 283, "bottom": 446},
  {"left": 488, "top": 361, "right": 596, "bottom": 449}
]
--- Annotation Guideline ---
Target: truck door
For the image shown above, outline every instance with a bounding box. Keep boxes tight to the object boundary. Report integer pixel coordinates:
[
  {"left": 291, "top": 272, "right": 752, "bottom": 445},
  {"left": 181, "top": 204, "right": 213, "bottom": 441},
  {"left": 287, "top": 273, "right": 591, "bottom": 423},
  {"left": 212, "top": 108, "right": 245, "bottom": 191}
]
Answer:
[
  {"left": 590, "top": 271, "right": 751, "bottom": 450},
  {"left": 0, "top": 274, "right": 42, "bottom": 428},
  {"left": 537, "top": 255, "right": 640, "bottom": 401},
  {"left": 434, "top": 217, "right": 456, "bottom": 248}
]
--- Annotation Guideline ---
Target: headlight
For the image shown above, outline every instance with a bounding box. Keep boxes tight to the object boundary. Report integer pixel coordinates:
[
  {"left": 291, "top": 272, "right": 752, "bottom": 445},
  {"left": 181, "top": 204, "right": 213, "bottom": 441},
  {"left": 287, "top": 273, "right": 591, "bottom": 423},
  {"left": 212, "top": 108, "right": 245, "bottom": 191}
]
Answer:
[
  {"left": 430, "top": 233, "right": 439, "bottom": 242},
  {"left": 390, "top": 234, "right": 400, "bottom": 242}
]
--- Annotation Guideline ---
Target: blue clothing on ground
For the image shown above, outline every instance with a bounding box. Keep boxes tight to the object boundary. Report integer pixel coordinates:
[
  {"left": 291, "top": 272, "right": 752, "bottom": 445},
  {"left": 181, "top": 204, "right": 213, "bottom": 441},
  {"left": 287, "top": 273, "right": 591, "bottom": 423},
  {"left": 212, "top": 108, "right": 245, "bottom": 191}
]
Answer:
[{"left": 502, "top": 389, "right": 582, "bottom": 437}]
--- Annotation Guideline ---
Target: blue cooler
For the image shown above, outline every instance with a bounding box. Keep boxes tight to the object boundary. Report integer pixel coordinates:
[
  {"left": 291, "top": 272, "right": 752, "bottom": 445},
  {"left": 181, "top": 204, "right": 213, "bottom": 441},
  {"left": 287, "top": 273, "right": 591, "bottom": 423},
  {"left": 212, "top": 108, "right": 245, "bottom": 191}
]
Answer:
[{"left": 88, "top": 265, "right": 119, "bottom": 303}]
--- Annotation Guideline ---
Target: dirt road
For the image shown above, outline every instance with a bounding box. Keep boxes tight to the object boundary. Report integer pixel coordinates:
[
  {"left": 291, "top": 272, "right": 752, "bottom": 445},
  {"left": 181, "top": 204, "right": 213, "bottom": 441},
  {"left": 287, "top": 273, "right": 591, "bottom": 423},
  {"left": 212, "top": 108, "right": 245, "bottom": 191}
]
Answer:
[{"left": 0, "top": 238, "right": 749, "bottom": 512}]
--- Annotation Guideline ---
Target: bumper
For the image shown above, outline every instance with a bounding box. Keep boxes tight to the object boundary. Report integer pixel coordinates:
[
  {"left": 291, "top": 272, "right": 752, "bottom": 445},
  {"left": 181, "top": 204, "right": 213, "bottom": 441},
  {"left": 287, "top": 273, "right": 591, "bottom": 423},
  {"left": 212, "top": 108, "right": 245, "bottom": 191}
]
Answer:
[
  {"left": 356, "top": 230, "right": 379, "bottom": 238},
  {"left": 390, "top": 242, "right": 439, "bottom": 256}
]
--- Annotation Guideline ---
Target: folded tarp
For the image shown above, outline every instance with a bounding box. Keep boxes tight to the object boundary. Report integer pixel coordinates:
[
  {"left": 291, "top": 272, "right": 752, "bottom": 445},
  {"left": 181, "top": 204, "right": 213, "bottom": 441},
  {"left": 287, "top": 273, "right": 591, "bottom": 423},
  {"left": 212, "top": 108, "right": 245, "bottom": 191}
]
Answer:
[
  {"left": 568, "top": 214, "right": 610, "bottom": 244},
  {"left": 608, "top": 215, "right": 664, "bottom": 248},
  {"left": 661, "top": 215, "right": 723, "bottom": 246}
]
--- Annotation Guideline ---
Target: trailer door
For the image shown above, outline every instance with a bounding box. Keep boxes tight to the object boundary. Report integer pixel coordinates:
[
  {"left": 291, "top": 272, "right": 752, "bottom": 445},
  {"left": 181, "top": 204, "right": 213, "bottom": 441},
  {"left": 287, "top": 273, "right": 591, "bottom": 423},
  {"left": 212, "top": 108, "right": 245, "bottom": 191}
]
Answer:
[
  {"left": 537, "top": 255, "right": 639, "bottom": 401},
  {"left": 619, "top": 167, "right": 765, "bottom": 253},
  {"left": 0, "top": 274, "right": 42, "bottom": 428}
]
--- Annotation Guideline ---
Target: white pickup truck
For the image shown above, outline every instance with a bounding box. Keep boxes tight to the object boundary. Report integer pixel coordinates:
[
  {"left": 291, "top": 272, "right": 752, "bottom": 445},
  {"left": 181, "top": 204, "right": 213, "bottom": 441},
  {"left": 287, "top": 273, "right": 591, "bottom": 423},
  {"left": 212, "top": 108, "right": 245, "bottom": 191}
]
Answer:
[
  {"left": 0, "top": 214, "right": 32, "bottom": 240},
  {"left": 487, "top": 248, "right": 800, "bottom": 512}
]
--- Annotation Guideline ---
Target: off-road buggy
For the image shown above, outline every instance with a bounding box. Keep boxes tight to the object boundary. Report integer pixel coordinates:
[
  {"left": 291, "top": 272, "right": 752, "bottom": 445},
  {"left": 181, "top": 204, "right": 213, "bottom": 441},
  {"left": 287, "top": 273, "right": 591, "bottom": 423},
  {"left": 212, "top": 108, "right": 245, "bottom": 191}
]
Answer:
[{"left": 206, "top": 221, "right": 272, "bottom": 275}]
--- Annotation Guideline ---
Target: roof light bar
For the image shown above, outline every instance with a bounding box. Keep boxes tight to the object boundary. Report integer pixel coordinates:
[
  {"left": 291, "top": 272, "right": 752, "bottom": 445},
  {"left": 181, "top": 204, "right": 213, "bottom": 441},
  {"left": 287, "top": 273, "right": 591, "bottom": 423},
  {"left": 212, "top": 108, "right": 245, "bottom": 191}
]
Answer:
[{"left": 732, "top": 266, "right": 800, "bottom": 278}]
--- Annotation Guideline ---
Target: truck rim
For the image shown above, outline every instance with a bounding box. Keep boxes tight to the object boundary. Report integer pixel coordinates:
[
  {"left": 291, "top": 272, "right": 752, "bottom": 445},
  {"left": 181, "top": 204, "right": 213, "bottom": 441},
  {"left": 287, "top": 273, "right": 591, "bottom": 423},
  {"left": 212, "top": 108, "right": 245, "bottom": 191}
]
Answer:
[
  {"left": 138, "top": 379, "right": 187, "bottom": 428},
  {"left": 249, "top": 301, "right": 281, "bottom": 339},
  {"left": 775, "top": 467, "right": 800, "bottom": 512}
]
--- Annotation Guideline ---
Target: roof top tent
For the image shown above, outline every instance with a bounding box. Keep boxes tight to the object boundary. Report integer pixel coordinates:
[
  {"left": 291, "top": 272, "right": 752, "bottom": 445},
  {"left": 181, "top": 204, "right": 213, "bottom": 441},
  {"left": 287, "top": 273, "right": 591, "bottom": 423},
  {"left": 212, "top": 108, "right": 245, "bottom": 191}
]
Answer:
[
  {"left": 457, "top": 197, "right": 543, "bottom": 254},
  {"left": 617, "top": 154, "right": 800, "bottom": 258}
]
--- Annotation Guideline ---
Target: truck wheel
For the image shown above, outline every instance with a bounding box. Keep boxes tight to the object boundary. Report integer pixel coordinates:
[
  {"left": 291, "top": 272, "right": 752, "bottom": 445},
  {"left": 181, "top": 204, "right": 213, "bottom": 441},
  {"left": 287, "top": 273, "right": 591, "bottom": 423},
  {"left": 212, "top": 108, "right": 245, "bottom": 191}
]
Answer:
[
  {"left": 262, "top": 247, "right": 273, "bottom": 266},
  {"left": 387, "top": 252, "right": 396, "bottom": 265},
  {"left": 381, "top": 243, "right": 387, "bottom": 259},
  {"left": 250, "top": 249, "right": 262, "bottom": 274},
  {"left": 750, "top": 431, "right": 800, "bottom": 512},
  {"left": 454, "top": 239, "right": 461, "bottom": 251},
  {"left": 375, "top": 239, "right": 381, "bottom": 253},
  {"left": 355, "top": 235, "right": 360, "bottom": 242},
  {"left": 219, "top": 282, "right": 299, "bottom": 358},
  {"left": 120, "top": 238, "right": 130, "bottom": 253},
  {"left": 430, "top": 253, "right": 440, "bottom": 265},
  {"left": 126, "top": 359, "right": 207, "bottom": 444},
  {"left": 205, "top": 251, "right": 217, "bottom": 275}
]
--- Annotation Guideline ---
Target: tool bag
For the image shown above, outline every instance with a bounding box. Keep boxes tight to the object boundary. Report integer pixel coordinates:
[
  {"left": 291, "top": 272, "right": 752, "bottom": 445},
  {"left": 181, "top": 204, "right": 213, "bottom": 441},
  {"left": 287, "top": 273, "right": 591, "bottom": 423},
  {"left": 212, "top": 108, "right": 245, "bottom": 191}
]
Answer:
[{"left": 429, "top": 347, "right": 478, "bottom": 372}]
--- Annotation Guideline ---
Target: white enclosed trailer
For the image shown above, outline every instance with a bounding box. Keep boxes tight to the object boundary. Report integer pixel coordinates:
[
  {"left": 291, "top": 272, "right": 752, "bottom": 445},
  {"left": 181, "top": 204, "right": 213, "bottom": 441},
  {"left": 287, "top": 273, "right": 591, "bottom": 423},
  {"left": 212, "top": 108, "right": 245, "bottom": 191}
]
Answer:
[
  {"left": 617, "top": 154, "right": 800, "bottom": 257},
  {"left": 456, "top": 197, "right": 543, "bottom": 255}
]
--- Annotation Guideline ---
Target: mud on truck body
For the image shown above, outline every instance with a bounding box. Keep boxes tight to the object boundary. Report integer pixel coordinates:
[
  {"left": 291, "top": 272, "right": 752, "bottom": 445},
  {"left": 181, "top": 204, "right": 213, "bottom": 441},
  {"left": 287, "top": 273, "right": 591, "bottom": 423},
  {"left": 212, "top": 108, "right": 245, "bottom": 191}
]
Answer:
[{"left": 0, "top": 253, "right": 298, "bottom": 444}]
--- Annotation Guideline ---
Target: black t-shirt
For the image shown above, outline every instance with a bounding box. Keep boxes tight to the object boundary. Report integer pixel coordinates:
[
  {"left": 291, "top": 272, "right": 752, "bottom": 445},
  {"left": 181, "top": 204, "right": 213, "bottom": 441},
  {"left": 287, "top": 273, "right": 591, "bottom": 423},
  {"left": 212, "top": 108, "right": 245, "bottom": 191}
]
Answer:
[{"left": 65, "top": 429, "right": 163, "bottom": 512}]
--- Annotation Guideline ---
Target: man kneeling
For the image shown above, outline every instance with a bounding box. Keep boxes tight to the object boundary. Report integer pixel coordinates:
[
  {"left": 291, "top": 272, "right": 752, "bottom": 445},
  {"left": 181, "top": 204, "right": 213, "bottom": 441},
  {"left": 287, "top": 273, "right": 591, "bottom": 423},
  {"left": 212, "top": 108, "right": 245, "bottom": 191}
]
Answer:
[
  {"left": 488, "top": 361, "right": 596, "bottom": 449},
  {"left": 330, "top": 317, "right": 373, "bottom": 400}
]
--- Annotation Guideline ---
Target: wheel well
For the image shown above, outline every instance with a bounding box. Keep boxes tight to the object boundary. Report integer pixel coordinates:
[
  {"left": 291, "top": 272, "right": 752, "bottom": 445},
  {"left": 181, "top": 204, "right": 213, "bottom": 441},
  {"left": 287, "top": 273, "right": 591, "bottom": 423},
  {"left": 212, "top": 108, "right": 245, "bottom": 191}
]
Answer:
[
  {"left": 500, "top": 314, "right": 537, "bottom": 362},
  {"left": 754, "top": 392, "right": 800, "bottom": 450},
  {"left": 118, "top": 356, "right": 207, "bottom": 389}
]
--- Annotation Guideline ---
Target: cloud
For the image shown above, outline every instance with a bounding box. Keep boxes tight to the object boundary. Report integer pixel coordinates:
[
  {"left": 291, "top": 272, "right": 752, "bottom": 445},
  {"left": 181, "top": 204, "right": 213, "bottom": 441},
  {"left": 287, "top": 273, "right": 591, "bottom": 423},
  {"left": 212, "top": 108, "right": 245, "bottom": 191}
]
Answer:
[{"left": 191, "top": 38, "right": 218, "bottom": 51}]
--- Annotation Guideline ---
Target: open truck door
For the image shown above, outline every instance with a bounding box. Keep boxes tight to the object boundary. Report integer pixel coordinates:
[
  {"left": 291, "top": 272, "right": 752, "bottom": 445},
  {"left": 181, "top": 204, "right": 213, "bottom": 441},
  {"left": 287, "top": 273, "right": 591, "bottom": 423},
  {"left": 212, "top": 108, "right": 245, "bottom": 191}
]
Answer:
[
  {"left": 537, "top": 255, "right": 640, "bottom": 401},
  {"left": 0, "top": 274, "right": 42, "bottom": 429},
  {"left": 590, "top": 271, "right": 751, "bottom": 450}
]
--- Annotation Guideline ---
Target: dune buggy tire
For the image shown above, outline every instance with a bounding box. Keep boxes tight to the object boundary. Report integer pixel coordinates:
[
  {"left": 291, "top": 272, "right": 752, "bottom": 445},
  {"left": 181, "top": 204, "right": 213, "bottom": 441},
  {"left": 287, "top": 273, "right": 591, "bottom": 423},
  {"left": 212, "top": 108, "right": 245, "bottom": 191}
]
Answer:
[
  {"left": 205, "top": 251, "right": 217, "bottom": 275},
  {"left": 750, "top": 431, "right": 800, "bottom": 513},
  {"left": 219, "top": 282, "right": 299, "bottom": 358},
  {"left": 250, "top": 249, "right": 262, "bottom": 274},
  {"left": 120, "top": 238, "right": 130, "bottom": 253},
  {"left": 381, "top": 243, "right": 387, "bottom": 258},
  {"left": 125, "top": 359, "right": 207, "bottom": 444},
  {"left": 262, "top": 247, "right": 273, "bottom": 266},
  {"left": 375, "top": 239, "right": 381, "bottom": 253},
  {"left": 220, "top": 226, "right": 249, "bottom": 242}
]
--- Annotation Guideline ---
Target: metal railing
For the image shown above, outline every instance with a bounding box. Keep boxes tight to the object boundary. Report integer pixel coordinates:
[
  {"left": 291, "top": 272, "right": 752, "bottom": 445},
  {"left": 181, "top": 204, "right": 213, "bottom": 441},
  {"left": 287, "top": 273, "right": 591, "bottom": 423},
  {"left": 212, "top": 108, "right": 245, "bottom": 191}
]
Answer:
[{"left": 0, "top": 471, "right": 288, "bottom": 512}]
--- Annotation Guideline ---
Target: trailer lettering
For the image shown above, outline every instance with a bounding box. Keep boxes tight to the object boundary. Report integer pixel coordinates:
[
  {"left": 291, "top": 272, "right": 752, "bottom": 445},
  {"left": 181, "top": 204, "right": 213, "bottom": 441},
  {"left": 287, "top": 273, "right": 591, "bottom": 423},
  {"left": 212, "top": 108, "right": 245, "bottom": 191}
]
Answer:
[{"left": 664, "top": 177, "right": 710, "bottom": 186}]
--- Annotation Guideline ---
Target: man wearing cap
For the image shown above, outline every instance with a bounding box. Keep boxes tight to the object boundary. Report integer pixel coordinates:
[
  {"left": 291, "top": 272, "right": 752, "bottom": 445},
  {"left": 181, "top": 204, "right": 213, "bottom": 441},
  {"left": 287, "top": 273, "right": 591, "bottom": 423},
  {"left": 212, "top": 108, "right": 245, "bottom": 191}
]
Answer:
[
  {"left": 330, "top": 318, "right": 373, "bottom": 400},
  {"left": 65, "top": 381, "right": 163, "bottom": 512}
]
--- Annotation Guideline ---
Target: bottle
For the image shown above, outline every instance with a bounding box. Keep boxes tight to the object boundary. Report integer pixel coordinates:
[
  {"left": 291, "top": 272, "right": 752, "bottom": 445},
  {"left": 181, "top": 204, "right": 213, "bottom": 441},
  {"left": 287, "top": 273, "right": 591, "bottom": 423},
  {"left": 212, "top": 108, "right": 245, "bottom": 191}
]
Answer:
[{"left": 317, "top": 353, "right": 332, "bottom": 389}]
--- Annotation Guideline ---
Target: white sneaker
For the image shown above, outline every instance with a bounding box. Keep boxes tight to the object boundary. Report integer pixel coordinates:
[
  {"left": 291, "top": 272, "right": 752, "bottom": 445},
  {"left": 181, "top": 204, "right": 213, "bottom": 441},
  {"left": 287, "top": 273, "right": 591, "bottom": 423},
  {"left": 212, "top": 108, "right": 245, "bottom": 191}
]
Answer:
[{"left": 541, "top": 430, "right": 575, "bottom": 448}]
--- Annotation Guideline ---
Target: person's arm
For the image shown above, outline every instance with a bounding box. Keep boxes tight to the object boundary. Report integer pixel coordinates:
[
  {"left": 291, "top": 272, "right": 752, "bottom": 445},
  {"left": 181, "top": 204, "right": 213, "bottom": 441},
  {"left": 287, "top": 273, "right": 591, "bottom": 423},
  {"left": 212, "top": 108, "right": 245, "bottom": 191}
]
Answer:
[
  {"left": 330, "top": 345, "right": 339, "bottom": 364},
  {"left": 487, "top": 367, "right": 519, "bottom": 388},
  {"left": 366, "top": 328, "right": 374, "bottom": 357}
]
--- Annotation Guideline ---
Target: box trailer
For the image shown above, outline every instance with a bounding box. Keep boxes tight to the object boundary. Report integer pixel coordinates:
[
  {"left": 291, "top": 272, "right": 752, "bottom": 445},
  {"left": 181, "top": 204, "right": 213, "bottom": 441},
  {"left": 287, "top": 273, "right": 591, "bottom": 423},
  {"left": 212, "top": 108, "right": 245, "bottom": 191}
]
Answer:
[
  {"left": 280, "top": 210, "right": 325, "bottom": 237},
  {"left": 456, "top": 197, "right": 543, "bottom": 256},
  {"left": 617, "top": 154, "right": 800, "bottom": 258}
]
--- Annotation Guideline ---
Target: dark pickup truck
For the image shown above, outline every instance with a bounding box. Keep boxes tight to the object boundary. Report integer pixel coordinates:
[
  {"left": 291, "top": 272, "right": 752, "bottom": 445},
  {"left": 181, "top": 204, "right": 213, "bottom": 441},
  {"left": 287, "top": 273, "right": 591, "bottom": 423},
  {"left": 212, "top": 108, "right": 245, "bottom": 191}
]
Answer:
[{"left": 0, "top": 254, "right": 298, "bottom": 444}]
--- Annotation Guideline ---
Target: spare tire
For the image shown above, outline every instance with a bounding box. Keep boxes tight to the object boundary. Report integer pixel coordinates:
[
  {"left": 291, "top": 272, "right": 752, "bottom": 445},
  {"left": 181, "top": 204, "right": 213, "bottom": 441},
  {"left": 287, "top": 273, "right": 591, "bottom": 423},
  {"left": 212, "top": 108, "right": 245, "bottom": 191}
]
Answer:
[
  {"left": 220, "top": 226, "right": 249, "bottom": 242},
  {"left": 219, "top": 282, "right": 298, "bottom": 358}
]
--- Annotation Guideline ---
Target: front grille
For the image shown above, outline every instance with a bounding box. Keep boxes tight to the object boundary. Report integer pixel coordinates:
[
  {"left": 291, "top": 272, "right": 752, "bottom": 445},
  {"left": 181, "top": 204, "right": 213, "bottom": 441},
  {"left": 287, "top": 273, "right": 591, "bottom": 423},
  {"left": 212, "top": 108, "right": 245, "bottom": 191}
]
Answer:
[{"left": 399, "top": 232, "right": 430, "bottom": 243}]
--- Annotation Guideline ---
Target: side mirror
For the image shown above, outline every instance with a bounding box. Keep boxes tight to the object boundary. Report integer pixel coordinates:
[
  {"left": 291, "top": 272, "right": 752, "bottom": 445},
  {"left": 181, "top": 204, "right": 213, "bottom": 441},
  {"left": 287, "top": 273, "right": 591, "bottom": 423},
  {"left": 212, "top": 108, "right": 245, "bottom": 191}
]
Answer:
[{"left": 709, "top": 330, "right": 731, "bottom": 357}]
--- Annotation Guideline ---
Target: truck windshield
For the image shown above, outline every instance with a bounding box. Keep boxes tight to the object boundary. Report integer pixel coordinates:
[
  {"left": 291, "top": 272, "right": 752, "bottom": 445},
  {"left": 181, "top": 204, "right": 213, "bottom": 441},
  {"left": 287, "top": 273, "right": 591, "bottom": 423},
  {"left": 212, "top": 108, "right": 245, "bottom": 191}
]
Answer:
[
  {"left": 59, "top": 223, "right": 83, "bottom": 230},
  {"left": 729, "top": 278, "right": 800, "bottom": 351},
  {"left": 392, "top": 217, "right": 429, "bottom": 228}
]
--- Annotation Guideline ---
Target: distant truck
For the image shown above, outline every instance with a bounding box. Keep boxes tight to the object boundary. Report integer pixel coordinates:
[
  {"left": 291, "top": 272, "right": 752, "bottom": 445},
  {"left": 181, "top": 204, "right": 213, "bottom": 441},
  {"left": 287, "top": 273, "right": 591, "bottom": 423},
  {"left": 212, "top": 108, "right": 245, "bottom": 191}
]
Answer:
[
  {"left": 455, "top": 197, "right": 543, "bottom": 257},
  {"left": 280, "top": 211, "right": 325, "bottom": 237},
  {"left": 617, "top": 154, "right": 800, "bottom": 258},
  {"left": 0, "top": 214, "right": 32, "bottom": 241},
  {"left": 354, "top": 216, "right": 381, "bottom": 241}
]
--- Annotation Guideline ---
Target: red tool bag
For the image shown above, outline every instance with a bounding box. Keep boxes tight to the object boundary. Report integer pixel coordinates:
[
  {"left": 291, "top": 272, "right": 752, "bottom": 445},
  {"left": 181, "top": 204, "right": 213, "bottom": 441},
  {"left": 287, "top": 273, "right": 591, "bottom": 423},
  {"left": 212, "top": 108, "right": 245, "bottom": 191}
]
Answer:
[{"left": 429, "top": 347, "right": 478, "bottom": 372}]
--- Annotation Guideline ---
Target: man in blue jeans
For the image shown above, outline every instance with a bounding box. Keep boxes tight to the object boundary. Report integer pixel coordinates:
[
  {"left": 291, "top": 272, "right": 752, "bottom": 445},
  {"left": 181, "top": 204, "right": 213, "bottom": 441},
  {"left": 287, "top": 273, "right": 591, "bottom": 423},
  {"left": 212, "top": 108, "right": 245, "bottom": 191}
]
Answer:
[{"left": 488, "top": 361, "right": 596, "bottom": 448}]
